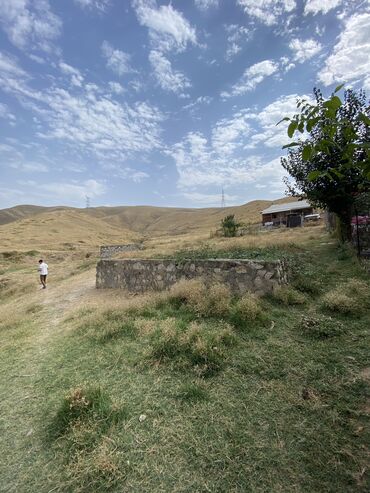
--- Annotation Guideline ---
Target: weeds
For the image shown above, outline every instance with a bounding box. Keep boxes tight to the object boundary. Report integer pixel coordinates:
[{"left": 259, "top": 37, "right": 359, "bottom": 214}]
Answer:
[
  {"left": 273, "top": 286, "right": 307, "bottom": 305},
  {"left": 49, "top": 386, "right": 127, "bottom": 491},
  {"left": 232, "top": 292, "right": 262, "bottom": 323},
  {"left": 148, "top": 319, "right": 237, "bottom": 377},
  {"left": 298, "top": 314, "right": 345, "bottom": 339},
  {"left": 321, "top": 278, "right": 369, "bottom": 315},
  {"left": 169, "top": 279, "right": 231, "bottom": 317},
  {"left": 49, "top": 385, "right": 126, "bottom": 439}
]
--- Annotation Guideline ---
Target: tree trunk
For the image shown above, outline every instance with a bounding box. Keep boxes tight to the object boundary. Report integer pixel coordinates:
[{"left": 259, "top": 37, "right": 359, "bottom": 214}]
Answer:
[{"left": 336, "top": 209, "right": 353, "bottom": 243}]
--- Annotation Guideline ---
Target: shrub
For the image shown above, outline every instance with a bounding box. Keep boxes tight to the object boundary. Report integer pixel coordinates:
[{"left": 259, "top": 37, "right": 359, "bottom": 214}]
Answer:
[
  {"left": 233, "top": 293, "right": 262, "bottom": 322},
  {"left": 298, "top": 314, "right": 345, "bottom": 339},
  {"left": 148, "top": 319, "right": 236, "bottom": 377},
  {"left": 49, "top": 385, "right": 126, "bottom": 439},
  {"left": 169, "top": 280, "right": 231, "bottom": 317},
  {"left": 273, "top": 286, "right": 307, "bottom": 305},
  {"left": 321, "top": 291, "right": 357, "bottom": 315},
  {"left": 344, "top": 278, "right": 369, "bottom": 298},
  {"left": 79, "top": 310, "right": 138, "bottom": 342},
  {"left": 49, "top": 387, "right": 127, "bottom": 492},
  {"left": 321, "top": 278, "right": 369, "bottom": 315}
]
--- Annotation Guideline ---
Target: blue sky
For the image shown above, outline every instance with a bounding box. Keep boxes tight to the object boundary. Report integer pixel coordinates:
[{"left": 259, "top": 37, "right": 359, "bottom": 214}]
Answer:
[{"left": 0, "top": 0, "right": 369, "bottom": 209}]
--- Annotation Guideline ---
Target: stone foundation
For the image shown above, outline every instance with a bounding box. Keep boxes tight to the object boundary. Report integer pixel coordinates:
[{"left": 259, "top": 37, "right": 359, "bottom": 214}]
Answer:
[{"left": 96, "top": 258, "right": 288, "bottom": 296}]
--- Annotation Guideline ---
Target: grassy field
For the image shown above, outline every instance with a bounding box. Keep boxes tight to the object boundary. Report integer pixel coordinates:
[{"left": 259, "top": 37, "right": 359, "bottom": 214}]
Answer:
[{"left": 0, "top": 226, "right": 369, "bottom": 492}]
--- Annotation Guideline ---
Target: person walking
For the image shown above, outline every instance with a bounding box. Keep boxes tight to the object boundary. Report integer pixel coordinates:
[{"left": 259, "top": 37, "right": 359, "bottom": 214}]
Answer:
[{"left": 38, "top": 259, "right": 48, "bottom": 289}]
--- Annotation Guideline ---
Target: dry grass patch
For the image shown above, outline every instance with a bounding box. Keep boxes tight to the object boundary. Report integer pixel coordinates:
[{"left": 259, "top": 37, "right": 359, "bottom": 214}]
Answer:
[
  {"left": 148, "top": 319, "right": 237, "bottom": 377},
  {"left": 169, "top": 279, "right": 231, "bottom": 317},
  {"left": 232, "top": 292, "right": 262, "bottom": 322},
  {"left": 322, "top": 278, "right": 369, "bottom": 315},
  {"left": 49, "top": 385, "right": 128, "bottom": 492},
  {"left": 273, "top": 286, "right": 307, "bottom": 305}
]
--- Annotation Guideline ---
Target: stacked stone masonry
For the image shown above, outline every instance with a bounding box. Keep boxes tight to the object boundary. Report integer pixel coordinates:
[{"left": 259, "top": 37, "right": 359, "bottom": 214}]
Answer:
[
  {"left": 100, "top": 244, "right": 143, "bottom": 258},
  {"left": 96, "top": 258, "right": 288, "bottom": 296}
]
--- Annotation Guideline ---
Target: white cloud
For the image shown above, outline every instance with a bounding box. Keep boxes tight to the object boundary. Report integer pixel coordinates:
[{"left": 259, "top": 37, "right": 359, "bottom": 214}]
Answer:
[
  {"left": 168, "top": 104, "right": 287, "bottom": 192},
  {"left": 132, "top": 0, "right": 197, "bottom": 52},
  {"left": 0, "top": 55, "right": 164, "bottom": 164},
  {"left": 168, "top": 93, "right": 313, "bottom": 193},
  {"left": 149, "top": 50, "right": 191, "bottom": 94},
  {"left": 0, "top": 51, "right": 27, "bottom": 78},
  {"left": 289, "top": 38, "right": 322, "bottom": 62},
  {"left": 318, "top": 12, "right": 370, "bottom": 89},
  {"left": 246, "top": 93, "right": 313, "bottom": 149},
  {"left": 38, "top": 179, "right": 106, "bottom": 203},
  {"left": 224, "top": 25, "right": 254, "bottom": 61},
  {"left": 108, "top": 81, "right": 125, "bottom": 94},
  {"left": 212, "top": 112, "right": 251, "bottom": 155},
  {"left": 194, "top": 0, "right": 219, "bottom": 11},
  {"left": 221, "top": 60, "right": 278, "bottom": 98},
  {"left": 237, "top": 0, "right": 296, "bottom": 26},
  {"left": 304, "top": 0, "right": 342, "bottom": 15},
  {"left": 0, "top": 102, "right": 16, "bottom": 123},
  {"left": 59, "top": 62, "right": 84, "bottom": 87},
  {"left": 0, "top": 0, "right": 62, "bottom": 53},
  {"left": 182, "top": 95, "right": 212, "bottom": 112},
  {"left": 101, "top": 41, "right": 133, "bottom": 76},
  {"left": 74, "top": 0, "right": 111, "bottom": 11},
  {"left": 13, "top": 161, "right": 49, "bottom": 172},
  {"left": 116, "top": 168, "right": 150, "bottom": 182}
]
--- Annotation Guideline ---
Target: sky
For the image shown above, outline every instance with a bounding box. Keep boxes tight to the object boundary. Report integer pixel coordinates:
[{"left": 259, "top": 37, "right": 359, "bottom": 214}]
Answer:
[{"left": 0, "top": 0, "right": 369, "bottom": 209}]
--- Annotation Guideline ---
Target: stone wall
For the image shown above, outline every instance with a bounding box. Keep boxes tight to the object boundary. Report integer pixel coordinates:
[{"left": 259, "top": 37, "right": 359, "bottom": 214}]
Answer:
[
  {"left": 96, "top": 258, "right": 288, "bottom": 296},
  {"left": 100, "top": 244, "right": 143, "bottom": 259}
]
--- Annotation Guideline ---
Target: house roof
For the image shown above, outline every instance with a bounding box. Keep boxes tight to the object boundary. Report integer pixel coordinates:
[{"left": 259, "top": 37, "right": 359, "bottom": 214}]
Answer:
[{"left": 261, "top": 200, "right": 312, "bottom": 215}]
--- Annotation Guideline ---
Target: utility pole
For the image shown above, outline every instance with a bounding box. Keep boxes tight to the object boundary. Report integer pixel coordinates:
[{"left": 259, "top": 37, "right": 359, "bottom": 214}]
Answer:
[
  {"left": 85, "top": 195, "right": 90, "bottom": 208},
  {"left": 221, "top": 188, "right": 226, "bottom": 208}
]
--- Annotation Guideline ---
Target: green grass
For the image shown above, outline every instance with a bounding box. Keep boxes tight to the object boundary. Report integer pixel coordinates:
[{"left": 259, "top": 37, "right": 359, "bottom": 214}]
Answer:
[
  {"left": 158, "top": 243, "right": 301, "bottom": 262},
  {"left": 0, "top": 241, "right": 369, "bottom": 492}
]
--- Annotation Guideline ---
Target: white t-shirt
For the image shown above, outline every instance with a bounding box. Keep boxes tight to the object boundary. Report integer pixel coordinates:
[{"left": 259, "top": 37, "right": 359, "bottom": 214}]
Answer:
[{"left": 39, "top": 262, "right": 48, "bottom": 275}]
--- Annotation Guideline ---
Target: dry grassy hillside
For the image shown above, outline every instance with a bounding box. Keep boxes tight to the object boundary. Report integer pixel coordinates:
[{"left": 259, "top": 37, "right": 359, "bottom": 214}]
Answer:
[
  {"left": 0, "top": 196, "right": 300, "bottom": 251},
  {"left": 0, "top": 209, "right": 139, "bottom": 252}
]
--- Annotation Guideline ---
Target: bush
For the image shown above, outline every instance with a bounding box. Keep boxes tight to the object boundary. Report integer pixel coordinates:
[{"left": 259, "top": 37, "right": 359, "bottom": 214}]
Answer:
[
  {"left": 79, "top": 310, "right": 138, "bottom": 342},
  {"left": 233, "top": 293, "right": 262, "bottom": 322},
  {"left": 273, "top": 286, "right": 307, "bottom": 305},
  {"left": 49, "top": 385, "right": 126, "bottom": 439},
  {"left": 148, "top": 319, "right": 237, "bottom": 377},
  {"left": 344, "top": 278, "right": 369, "bottom": 298},
  {"left": 298, "top": 314, "right": 345, "bottom": 339},
  {"left": 321, "top": 278, "right": 369, "bottom": 315},
  {"left": 49, "top": 386, "right": 127, "bottom": 492},
  {"left": 321, "top": 291, "right": 357, "bottom": 315},
  {"left": 169, "top": 280, "right": 231, "bottom": 317}
]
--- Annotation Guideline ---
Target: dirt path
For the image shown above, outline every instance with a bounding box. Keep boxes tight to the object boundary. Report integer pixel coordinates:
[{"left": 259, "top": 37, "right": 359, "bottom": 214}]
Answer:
[{"left": 40, "top": 269, "right": 96, "bottom": 326}]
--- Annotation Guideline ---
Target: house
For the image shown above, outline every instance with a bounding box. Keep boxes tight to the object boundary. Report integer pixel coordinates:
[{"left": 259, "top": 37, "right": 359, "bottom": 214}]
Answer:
[{"left": 261, "top": 200, "right": 315, "bottom": 227}]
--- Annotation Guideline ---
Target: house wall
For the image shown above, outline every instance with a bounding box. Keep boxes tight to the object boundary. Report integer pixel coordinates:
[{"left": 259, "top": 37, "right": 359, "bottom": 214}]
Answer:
[{"left": 262, "top": 207, "right": 313, "bottom": 224}]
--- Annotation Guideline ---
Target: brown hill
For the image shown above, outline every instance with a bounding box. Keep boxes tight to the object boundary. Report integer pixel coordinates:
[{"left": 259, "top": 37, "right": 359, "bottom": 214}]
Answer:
[{"left": 0, "top": 197, "right": 299, "bottom": 251}]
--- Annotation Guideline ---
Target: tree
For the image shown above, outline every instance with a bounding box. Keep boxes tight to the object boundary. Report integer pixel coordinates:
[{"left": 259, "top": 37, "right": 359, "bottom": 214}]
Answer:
[
  {"left": 278, "top": 87, "right": 370, "bottom": 241},
  {"left": 221, "top": 215, "right": 241, "bottom": 237}
]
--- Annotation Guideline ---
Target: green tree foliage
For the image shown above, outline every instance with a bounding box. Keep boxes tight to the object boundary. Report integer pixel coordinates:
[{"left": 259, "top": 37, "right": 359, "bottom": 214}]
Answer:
[
  {"left": 221, "top": 215, "right": 241, "bottom": 237},
  {"left": 279, "top": 87, "right": 370, "bottom": 241}
]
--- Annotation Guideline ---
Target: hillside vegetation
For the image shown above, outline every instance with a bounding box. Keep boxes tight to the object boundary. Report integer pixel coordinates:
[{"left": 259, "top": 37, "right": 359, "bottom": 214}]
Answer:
[
  {"left": 0, "top": 197, "right": 299, "bottom": 250},
  {"left": 0, "top": 223, "right": 369, "bottom": 492}
]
